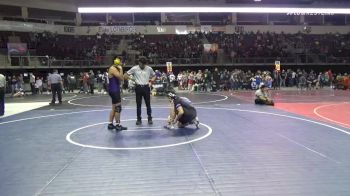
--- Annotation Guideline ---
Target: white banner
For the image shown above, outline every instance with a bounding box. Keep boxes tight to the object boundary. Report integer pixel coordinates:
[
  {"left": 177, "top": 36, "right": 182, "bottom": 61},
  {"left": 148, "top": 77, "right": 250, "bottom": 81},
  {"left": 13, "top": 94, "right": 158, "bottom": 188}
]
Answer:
[
  {"left": 175, "top": 25, "right": 188, "bottom": 34},
  {"left": 98, "top": 26, "right": 136, "bottom": 34},
  {"left": 201, "top": 25, "right": 212, "bottom": 33}
]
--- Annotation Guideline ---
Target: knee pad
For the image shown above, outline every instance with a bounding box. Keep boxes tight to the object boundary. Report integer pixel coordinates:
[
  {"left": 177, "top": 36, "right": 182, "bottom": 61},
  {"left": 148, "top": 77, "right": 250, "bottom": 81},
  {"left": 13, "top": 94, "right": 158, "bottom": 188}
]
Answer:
[{"left": 115, "top": 105, "right": 122, "bottom": 113}]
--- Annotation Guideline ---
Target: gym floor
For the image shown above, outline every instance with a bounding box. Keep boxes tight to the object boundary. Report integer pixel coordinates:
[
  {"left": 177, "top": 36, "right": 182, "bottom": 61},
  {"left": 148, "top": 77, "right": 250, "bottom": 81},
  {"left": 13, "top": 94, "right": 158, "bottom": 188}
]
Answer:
[{"left": 1, "top": 89, "right": 350, "bottom": 196}]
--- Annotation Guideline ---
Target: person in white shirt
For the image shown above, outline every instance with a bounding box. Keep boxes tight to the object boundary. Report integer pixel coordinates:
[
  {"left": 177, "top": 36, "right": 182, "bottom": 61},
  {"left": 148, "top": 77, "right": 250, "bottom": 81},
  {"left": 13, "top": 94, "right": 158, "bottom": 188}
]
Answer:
[
  {"left": 254, "top": 84, "right": 274, "bottom": 106},
  {"left": 35, "top": 77, "right": 43, "bottom": 94},
  {"left": 125, "top": 57, "right": 156, "bottom": 125},
  {"left": 177, "top": 72, "right": 183, "bottom": 90},
  {"left": 168, "top": 72, "right": 176, "bottom": 87}
]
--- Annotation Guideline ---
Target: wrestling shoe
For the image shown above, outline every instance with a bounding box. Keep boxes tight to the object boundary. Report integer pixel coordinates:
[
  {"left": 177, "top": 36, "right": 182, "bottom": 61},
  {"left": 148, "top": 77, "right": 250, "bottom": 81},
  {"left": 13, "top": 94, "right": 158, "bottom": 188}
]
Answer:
[
  {"left": 164, "top": 124, "right": 175, "bottom": 130},
  {"left": 191, "top": 117, "right": 200, "bottom": 129},
  {"left": 195, "top": 120, "right": 200, "bottom": 129},
  {"left": 107, "top": 123, "right": 115, "bottom": 130},
  {"left": 115, "top": 124, "right": 127, "bottom": 131}
]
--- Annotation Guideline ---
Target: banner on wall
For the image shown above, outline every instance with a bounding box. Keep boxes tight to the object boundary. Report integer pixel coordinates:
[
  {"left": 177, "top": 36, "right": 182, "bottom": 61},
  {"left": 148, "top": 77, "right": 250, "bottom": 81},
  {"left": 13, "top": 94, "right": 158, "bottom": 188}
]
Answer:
[
  {"left": 166, "top": 62, "right": 172, "bottom": 73},
  {"left": 275, "top": 61, "right": 281, "bottom": 71},
  {"left": 201, "top": 25, "right": 212, "bottom": 33},
  {"left": 235, "top": 26, "right": 244, "bottom": 34},
  {"left": 64, "top": 26, "right": 75, "bottom": 33},
  {"left": 98, "top": 26, "right": 136, "bottom": 34},
  {"left": 212, "top": 26, "right": 227, "bottom": 32},
  {"left": 156, "top": 26, "right": 167, "bottom": 33},
  {"left": 7, "top": 43, "right": 28, "bottom": 55},
  {"left": 175, "top": 26, "right": 188, "bottom": 34}
]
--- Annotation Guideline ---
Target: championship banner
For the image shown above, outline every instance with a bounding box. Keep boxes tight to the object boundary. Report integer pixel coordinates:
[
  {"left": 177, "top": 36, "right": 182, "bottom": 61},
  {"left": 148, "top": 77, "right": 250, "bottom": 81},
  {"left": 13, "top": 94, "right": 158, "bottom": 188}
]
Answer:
[
  {"left": 98, "top": 26, "right": 136, "bottom": 34},
  {"left": 275, "top": 61, "right": 281, "bottom": 71},
  {"left": 166, "top": 62, "right": 172, "bottom": 73},
  {"left": 7, "top": 43, "right": 27, "bottom": 55}
]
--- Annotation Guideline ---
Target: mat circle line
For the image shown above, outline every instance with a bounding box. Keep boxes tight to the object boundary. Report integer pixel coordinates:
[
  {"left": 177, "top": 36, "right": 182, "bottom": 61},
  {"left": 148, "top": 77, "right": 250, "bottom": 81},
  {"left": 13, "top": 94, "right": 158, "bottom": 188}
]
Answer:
[
  {"left": 66, "top": 118, "right": 212, "bottom": 150},
  {"left": 0, "top": 107, "right": 349, "bottom": 135},
  {"left": 67, "top": 93, "right": 228, "bottom": 107},
  {"left": 313, "top": 102, "right": 350, "bottom": 128}
]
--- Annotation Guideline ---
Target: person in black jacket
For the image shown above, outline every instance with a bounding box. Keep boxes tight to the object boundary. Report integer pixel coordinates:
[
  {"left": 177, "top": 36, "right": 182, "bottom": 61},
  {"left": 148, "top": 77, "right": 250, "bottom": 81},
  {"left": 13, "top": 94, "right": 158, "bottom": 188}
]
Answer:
[{"left": 212, "top": 68, "right": 220, "bottom": 92}]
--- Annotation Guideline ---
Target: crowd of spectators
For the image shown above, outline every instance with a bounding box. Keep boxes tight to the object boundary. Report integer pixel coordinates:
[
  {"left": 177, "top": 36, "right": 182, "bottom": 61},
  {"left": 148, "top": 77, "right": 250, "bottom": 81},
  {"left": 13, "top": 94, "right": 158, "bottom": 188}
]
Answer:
[
  {"left": 0, "top": 31, "right": 121, "bottom": 62},
  {"left": 3, "top": 67, "right": 350, "bottom": 98},
  {"left": 130, "top": 32, "right": 204, "bottom": 64},
  {"left": 1, "top": 31, "right": 350, "bottom": 65},
  {"left": 4, "top": 70, "right": 110, "bottom": 96},
  {"left": 205, "top": 31, "right": 350, "bottom": 63},
  {"left": 168, "top": 68, "right": 350, "bottom": 91},
  {"left": 34, "top": 32, "right": 109, "bottom": 61}
]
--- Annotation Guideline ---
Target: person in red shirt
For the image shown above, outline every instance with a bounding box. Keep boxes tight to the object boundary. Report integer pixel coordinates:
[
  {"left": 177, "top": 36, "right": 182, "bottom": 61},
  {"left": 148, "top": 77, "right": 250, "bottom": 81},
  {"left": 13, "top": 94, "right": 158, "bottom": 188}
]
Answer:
[
  {"left": 327, "top": 69, "right": 333, "bottom": 88},
  {"left": 82, "top": 72, "right": 89, "bottom": 93}
]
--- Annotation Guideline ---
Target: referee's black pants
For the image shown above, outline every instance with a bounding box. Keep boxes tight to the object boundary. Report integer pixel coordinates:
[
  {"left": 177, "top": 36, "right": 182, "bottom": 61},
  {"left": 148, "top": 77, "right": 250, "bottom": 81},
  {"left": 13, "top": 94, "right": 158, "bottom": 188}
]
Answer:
[
  {"left": 135, "top": 85, "right": 152, "bottom": 120},
  {"left": 51, "top": 83, "right": 62, "bottom": 104},
  {"left": 0, "top": 87, "right": 4, "bottom": 116}
]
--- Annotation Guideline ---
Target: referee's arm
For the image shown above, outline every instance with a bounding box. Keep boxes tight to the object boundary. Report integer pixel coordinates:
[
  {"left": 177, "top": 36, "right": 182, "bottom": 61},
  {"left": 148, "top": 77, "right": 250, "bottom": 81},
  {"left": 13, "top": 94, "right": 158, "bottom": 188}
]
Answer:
[
  {"left": 149, "top": 68, "right": 156, "bottom": 82},
  {"left": 124, "top": 67, "right": 135, "bottom": 81}
]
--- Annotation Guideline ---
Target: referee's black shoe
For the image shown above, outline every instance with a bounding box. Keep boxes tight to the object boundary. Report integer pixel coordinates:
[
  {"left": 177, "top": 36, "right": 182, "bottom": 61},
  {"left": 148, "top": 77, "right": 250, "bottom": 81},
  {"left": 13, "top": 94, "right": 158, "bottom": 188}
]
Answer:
[
  {"left": 136, "top": 119, "right": 142, "bottom": 125},
  {"left": 148, "top": 116, "right": 153, "bottom": 125}
]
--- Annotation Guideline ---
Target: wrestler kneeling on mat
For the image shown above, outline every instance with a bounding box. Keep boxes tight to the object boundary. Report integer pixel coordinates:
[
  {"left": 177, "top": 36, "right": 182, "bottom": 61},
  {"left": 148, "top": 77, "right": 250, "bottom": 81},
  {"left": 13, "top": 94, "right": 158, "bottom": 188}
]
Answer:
[
  {"left": 108, "top": 58, "right": 127, "bottom": 131},
  {"left": 164, "top": 91, "right": 200, "bottom": 129},
  {"left": 254, "top": 84, "right": 274, "bottom": 106}
]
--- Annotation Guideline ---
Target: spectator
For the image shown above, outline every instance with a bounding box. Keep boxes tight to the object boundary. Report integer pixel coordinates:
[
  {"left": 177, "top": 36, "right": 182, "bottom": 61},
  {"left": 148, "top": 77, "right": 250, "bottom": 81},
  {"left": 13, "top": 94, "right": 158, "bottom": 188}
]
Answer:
[
  {"left": 0, "top": 72, "right": 5, "bottom": 116},
  {"left": 35, "top": 77, "right": 43, "bottom": 94},
  {"left": 82, "top": 72, "right": 89, "bottom": 94},
  {"left": 96, "top": 70, "right": 104, "bottom": 94},
  {"left": 67, "top": 72, "right": 76, "bottom": 93},
  {"left": 29, "top": 73, "right": 36, "bottom": 95},
  {"left": 88, "top": 70, "right": 95, "bottom": 94},
  {"left": 48, "top": 69, "right": 63, "bottom": 105},
  {"left": 255, "top": 84, "right": 274, "bottom": 106}
]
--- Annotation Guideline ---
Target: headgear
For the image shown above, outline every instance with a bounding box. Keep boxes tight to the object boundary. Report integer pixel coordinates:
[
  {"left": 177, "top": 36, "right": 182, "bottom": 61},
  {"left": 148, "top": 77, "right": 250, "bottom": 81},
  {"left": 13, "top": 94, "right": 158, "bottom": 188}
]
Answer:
[
  {"left": 114, "top": 58, "right": 122, "bottom": 66},
  {"left": 167, "top": 91, "right": 177, "bottom": 100}
]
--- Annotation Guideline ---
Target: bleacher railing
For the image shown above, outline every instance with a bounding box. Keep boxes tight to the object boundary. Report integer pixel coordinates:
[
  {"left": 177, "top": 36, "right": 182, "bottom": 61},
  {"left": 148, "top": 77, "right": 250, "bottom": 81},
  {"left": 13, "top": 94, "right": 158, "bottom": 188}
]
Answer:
[{"left": 1, "top": 55, "right": 349, "bottom": 69}]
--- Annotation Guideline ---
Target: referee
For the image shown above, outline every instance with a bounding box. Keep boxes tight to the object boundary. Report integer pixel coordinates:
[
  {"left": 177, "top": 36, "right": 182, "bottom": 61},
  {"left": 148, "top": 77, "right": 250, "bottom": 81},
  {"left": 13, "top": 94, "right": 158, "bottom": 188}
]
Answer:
[
  {"left": 125, "top": 57, "right": 156, "bottom": 125},
  {"left": 0, "top": 72, "right": 5, "bottom": 116},
  {"left": 48, "top": 69, "right": 63, "bottom": 105}
]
